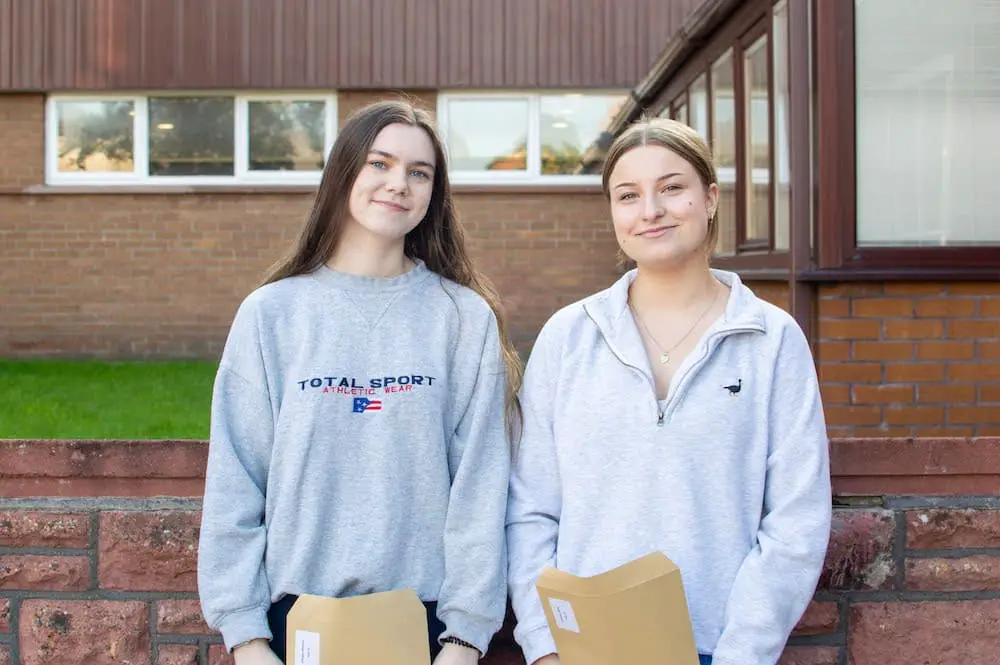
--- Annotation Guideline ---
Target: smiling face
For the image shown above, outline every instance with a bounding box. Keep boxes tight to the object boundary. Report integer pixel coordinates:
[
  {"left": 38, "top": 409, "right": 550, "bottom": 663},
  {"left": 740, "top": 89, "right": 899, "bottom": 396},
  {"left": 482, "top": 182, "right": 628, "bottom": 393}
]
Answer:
[
  {"left": 607, "top": 141, "right": 718, "bottom": 270},
  {"left": 345, "top": 122, "right": 437, "bottom": 244}
]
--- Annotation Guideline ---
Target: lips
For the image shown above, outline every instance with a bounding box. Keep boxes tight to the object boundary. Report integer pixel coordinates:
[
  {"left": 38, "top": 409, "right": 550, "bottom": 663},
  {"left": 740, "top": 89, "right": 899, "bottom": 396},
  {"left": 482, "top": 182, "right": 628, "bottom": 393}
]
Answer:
[
  {"left": 637, "top": 225, "right": 678, "bottom": 238},
  {"left": 373, "top": 200, "right": 409, "bottom": 212}
]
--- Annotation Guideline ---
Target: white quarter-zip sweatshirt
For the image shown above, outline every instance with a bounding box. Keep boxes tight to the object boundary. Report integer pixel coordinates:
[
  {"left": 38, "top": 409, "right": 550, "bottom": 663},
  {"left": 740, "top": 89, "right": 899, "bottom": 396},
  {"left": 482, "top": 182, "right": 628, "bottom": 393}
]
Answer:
[{"left": 506, "top": 269, "right": 831, "bottom": 665}]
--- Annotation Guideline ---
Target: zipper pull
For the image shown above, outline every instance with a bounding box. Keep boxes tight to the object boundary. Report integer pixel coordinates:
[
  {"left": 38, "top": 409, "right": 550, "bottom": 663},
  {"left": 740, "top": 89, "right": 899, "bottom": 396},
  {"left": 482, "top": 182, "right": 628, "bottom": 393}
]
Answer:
[{"left": 657, "top": 410, "right": 664, "bottom": 426}]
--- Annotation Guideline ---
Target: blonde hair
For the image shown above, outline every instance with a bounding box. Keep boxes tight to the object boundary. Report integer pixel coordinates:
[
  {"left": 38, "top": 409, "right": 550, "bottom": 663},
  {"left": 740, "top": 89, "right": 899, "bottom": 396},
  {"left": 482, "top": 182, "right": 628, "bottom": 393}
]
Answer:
[{"left": 601, "top": 116, "right": 720, "bottom": 254}]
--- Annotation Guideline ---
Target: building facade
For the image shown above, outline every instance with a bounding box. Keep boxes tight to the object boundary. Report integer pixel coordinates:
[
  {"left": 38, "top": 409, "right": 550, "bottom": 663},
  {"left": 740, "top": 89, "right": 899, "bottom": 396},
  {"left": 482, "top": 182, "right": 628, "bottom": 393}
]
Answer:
[{"left": 2, "top": 0, "right": 998, "bottom": 436}]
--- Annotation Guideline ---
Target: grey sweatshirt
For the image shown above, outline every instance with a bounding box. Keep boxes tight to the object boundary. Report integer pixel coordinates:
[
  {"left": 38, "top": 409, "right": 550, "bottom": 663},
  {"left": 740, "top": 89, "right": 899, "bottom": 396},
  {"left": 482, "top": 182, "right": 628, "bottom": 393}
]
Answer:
[
  {"left": 506, "top": 269, "right": 831, "bottom": 665},
  {"left": 198, "top": 260, "right": 511, "bottom": 654}
]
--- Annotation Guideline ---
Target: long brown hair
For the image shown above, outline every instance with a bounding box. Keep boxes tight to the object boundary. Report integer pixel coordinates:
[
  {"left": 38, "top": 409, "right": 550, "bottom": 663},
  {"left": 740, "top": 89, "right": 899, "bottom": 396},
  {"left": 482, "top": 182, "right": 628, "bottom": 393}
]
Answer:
[
  {"left": 601, "top": 116, "right": 720, "bottom": 255},
  {"left": 263, "top": 99, "right": 522, "bottom": 445}
]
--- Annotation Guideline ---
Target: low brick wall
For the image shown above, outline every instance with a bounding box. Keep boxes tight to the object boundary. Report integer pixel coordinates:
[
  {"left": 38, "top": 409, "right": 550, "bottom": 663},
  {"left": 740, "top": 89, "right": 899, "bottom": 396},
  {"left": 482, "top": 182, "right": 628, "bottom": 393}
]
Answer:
[{"left": 0, "top": 438, "right": 998, "bottom": 665}]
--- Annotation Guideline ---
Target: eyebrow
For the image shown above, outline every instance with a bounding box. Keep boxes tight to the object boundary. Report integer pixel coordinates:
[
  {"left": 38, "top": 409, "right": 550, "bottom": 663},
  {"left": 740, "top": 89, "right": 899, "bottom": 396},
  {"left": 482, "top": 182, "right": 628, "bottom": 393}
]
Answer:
[
  {"left": 369, "top": 149, "right": 435, "bottom": 171},
  {"left": 613, "top": 172, "right": 684, "bottom": 190}
]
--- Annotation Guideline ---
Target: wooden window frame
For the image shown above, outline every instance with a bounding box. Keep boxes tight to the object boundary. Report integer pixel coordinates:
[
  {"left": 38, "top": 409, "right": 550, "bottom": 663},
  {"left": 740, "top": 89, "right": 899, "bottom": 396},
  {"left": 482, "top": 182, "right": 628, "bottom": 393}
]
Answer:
[
  {"left": 807, "top": 0, "right": 1000, "bottom": 281},
  {"left": 649, "top": 0, "right": 793, "bottom": 281}
]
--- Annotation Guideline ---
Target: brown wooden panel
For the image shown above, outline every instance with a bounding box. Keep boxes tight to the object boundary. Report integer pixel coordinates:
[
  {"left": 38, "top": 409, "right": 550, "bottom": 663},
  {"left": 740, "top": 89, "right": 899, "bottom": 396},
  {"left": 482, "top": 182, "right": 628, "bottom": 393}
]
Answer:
[{"left": 2, "top": 0, "right": 705, "bottom": 91}]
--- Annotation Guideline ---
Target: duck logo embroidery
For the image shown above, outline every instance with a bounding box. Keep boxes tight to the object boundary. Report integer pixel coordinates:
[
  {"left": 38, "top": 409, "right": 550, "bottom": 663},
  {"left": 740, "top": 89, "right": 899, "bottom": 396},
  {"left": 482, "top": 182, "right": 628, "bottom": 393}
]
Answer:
[{"left": 724, "top": 378, "right": 742, "bottom": 395}]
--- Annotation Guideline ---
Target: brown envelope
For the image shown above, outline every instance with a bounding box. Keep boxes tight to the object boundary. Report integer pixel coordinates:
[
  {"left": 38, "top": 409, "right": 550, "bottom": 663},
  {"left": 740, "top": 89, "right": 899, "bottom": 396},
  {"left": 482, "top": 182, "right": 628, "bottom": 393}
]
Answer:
[
  {"left": 535, "top": 551, "right": 699, "bottom": 665},
  {"left": 286, "top": 589, "right": 431, "bottom": 665}
]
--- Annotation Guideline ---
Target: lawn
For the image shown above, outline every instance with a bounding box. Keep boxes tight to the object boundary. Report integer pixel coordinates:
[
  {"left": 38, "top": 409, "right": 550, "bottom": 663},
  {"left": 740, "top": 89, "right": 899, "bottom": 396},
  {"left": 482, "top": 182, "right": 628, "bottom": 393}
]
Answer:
[{"left": 0, "top": 360, "right": 218, "bottom": 439}]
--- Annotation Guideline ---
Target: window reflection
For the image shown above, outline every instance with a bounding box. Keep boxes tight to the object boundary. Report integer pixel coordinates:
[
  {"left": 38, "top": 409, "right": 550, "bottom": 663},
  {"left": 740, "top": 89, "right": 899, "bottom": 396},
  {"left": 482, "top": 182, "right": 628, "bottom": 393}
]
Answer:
[
  {"left": 149, "top": 97, "right": 235, "bottom": 176},
  {"left": 712, "top": 50, "right": 737, "bottom": 256},
  {"left": 56, "top": 101, "right": 135, "bottom": 173}
]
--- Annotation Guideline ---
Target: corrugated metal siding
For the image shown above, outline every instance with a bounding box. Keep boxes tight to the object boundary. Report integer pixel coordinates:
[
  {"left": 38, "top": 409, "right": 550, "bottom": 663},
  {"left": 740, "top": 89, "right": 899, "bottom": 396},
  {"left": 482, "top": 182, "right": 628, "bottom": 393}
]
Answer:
[{"left": 0, "top": 0, "right": 704, "bottom": 91}]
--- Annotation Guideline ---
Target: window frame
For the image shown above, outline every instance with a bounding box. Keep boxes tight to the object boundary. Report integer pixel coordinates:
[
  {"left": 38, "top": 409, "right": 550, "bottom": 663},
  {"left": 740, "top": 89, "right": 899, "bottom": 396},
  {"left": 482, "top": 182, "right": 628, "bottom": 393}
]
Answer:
[
  {"left": 647, "top": 0, "right": 793, "bottom": 279},
  {"left": 436, "top": 90, "right": 628, "bottom": 186},
  {"left": 810, "top": 0, "right": 1000, "bottom": 279},
  {"left": 44, "top": 92, "right": 338, "bottom": 187}
]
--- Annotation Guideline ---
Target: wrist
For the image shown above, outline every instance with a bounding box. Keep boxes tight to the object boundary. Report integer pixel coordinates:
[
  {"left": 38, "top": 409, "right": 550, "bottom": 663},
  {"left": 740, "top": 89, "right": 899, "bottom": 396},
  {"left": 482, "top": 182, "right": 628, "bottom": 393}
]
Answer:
[{"left": 441, "top": 637, "right": 480, "bottom": 658}]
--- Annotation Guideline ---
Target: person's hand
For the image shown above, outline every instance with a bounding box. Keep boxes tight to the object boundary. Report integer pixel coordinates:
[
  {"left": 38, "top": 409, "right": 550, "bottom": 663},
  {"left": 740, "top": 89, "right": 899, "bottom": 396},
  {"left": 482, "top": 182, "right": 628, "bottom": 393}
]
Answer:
[
  {"left": 232, "top": 639, "right": 283, "bottom": 665},
  {"left": 432, "top": 642, "right": 480, "bottom": 665},
  {"left": 532, "top": 655, "right": 561, "bottom": 665}
]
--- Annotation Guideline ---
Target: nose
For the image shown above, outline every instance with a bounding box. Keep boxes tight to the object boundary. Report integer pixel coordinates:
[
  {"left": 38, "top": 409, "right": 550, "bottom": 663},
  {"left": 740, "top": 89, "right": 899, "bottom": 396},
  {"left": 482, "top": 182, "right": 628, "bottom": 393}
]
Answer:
[
  {"left": 640, "top": 194, "right": 663, "bottom": 223},
  {"left": 384, "top": 165, "right": 409, "bottom": 195}
]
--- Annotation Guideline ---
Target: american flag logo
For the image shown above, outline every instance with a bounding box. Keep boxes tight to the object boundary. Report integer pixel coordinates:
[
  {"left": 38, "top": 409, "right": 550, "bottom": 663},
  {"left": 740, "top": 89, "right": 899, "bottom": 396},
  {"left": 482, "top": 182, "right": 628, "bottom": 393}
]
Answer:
[{"left": 352, "top": 397, "right": 382, "bottom": 413}]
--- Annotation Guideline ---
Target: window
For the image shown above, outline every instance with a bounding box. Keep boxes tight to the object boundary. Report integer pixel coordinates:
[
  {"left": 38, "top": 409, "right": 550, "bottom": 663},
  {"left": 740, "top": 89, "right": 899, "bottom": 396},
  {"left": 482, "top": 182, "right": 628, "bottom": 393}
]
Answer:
[
  {"left": 46, "top": 93, "right": 337, "bottom": 186},
  {"left": 648, "top": 1, "right": 793, "bottom": 270},
  {"left": 437, "top": 92, "right": 627, "bottom": 184},
  {"left": 855, "top": 0, "right": 1000, "bottom": 247}
]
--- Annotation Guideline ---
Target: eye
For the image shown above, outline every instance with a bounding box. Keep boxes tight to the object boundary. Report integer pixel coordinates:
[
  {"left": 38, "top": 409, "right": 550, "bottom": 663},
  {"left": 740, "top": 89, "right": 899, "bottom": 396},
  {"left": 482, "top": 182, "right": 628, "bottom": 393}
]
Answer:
[
  {"left": 618, "top": 192, "right": 637, "bottom": 201},
  {"left": 661, "top": 184, "right": 682, "bottom": 193},
  {"left": 410, "top": 169, "right": 431, "bottom": 180},
  {"left": 369, "top": 160, "right": 388, "bottom": 169}
]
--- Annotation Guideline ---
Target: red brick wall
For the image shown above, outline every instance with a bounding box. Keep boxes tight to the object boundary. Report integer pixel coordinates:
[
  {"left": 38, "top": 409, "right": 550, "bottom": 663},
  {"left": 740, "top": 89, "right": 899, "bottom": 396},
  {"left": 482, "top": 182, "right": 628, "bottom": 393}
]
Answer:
[
  {"left": 817, "top": 283, "right": 1000, "bottom": 437},
  {"left": 1, "top": 438, "right": 999, "bottom": 665},
  {"left": 0, "top": 92, "right": 618, "bottom": 357}
]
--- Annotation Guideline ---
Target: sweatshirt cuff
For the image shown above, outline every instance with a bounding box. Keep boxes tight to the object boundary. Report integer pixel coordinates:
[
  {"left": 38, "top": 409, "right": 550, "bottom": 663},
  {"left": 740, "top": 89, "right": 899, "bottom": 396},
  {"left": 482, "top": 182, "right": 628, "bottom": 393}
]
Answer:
[
  {"left": 438, "top": 610, "right": 498, "bottom": 657},
  {"left": 217, "top": 605, "right": 272, "bottom": 651},
  {"left": 518, "top": 624, "right": 558, "bottom": 665}
]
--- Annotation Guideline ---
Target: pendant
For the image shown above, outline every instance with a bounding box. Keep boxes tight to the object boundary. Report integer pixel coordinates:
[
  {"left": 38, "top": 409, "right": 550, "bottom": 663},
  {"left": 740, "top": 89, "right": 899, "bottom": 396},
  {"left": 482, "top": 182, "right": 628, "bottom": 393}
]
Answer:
[{"left": 660, "top": 353, "right": 670, "bottom": 364}]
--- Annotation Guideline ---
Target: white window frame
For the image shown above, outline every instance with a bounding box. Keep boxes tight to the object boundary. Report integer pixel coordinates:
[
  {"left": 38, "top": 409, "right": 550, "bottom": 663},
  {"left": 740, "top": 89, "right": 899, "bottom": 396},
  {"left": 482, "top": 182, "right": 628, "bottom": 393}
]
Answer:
[
  {"left": 437, "top": 90, "right": 627, "bottom": 186},
  {"left": 45, "top": 92, "right": 338, "bottom": 187}
]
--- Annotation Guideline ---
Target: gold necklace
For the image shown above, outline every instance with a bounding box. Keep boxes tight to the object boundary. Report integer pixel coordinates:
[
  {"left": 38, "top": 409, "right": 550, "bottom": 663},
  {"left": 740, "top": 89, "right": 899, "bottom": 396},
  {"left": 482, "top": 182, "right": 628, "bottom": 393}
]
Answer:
[{"left": 629, "top": 285, "right": 722, "bottom": 364}]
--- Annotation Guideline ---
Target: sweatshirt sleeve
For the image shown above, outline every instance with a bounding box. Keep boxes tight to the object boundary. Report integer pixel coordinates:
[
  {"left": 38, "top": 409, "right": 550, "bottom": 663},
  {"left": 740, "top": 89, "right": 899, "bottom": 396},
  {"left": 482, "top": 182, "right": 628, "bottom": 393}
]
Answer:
[
  {"left": 711, "top": 323, "right": 832, "bottom": 665},
  {"left": 197, "top": 299, "right": 276, "bottom": 651},
  {"left": 505, "top": 322, "right": 563, "bottom": 665},
  {"left": 436, "top": 311, "right": 513, "bottom": 655}
]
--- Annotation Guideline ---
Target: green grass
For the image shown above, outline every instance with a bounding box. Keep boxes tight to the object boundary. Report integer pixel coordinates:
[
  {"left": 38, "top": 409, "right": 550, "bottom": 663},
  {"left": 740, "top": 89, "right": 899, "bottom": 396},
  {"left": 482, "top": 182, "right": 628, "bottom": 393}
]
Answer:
[{"left": 0, "top": 360, "right": 218, "bottom": 439}]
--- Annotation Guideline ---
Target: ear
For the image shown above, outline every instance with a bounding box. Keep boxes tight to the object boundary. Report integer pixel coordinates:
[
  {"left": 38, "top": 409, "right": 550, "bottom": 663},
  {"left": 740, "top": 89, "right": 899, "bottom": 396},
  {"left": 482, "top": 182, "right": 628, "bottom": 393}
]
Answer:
[{"left": 706, "top": 182, "right": 720, "bottom": 218}]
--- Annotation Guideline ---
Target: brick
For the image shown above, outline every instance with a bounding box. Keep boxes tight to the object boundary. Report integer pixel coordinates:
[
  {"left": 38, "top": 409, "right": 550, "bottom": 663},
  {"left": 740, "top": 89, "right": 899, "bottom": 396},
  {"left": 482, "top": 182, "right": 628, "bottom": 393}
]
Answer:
[
  {"left": 884, "top": 283, "right": 946, "bottom": 296},
  {"left": 157, "top": 600, "right": 210, "bottom": 634},
  {"left": 907, "top": 509, "right": 1000, "bottom": 549},
  {"left": 792, "top": 601, "right": 839, "bottom": 636},
  {"left": 820, "top": 284, "right": 884, "bottom": 297},
  {"left": 820, "top": 510, "right": 895, "bottom": 591},
  {"left": 949, "top": 363, "right": 1000, "bottom": 382},
  {"left": 853, "top": 341, "right": 913, "bottom": 361},
  {"left": 209, "top": 644, "right": 235, "bottom": 665},
  {"left": 852, "top": 384, "right": 913, "bottom": 404},
  {"left": 950, "top": 283, "right": 1000, "bottom": 296},
  {"left": 949, "top": 406, "right": 998, "bottom": 425},
  {"left": 0, "top": 555, "right": 90, "bottom": 591},
  {"left": 918, "top": 384, "right": 976, "bottom": 404},
  {"left": 981, "top": 384, "right": 1000, "bottom": 402},
  {"left": 852, "top": 298, "right": 913, "bottom": 318},
  {"left": 0, "top": 598, "right": 8, "bottom": 632},
  {"left": 915, "top": 426, "right": 976, "bottom": 437},
  {"left": 916, "top": 340, "right": 975, "bottom": 360},
  {"left": 0, "top": 511, "right": 90, "bottom": 548},
  {"left": 885, "top": 405, "right": 944, "bottom": 426},
  {"left": 777, "top": 647, "right": 840, "bottom": 665},
  {"left": 817, "top": 319, "right": 881, "bottom": 339},
  {"left": 884, "top": 363, "right": 945, "bottom": 382},
  {"left": 979, "top": 299, "right": 1000, "bottom": 317},
  {"left": 824, "top": 405, "right": 883, "bottom": 427},
  {"left": 818, "top": 362, "right": 881, "bottom": 383},
  {"left": 983, "top": 341, "right": 1000, "bottom": 360},
  {"left": 883, "top": 319, "right": 944, "bottom": 339},
  {"left": 0, "top": 645, "right": 8, "bottom": 665},
  {"left": 18, "top": 600, "right": 149, "bottom": 665},
  {"left": 817, "top": 298, "right": 849, "bottom": 316},
  {"left": 949, "top": 319, "right": 1000, "bottom": 339},
  {"left": 915, "top": 298, "right": 977, "bottom": 317},
  {"left": 906, "top": 556, "right": 1000, "bottom": 591},
  {"left": 158, "top": 644, "right": 199, "bottom": 665},
  {"left": 853, "top": 426, "right": 912, "bottom": 436},
  {"left": 816, "top": 341, "right": 850, "bottom": 362},
  {"left": 849, "top": 601, "right": 1000, "bottom": 664},
  {"left": 99, "top": 512, "right": 199, "bottom": 592},
  {"left": 820, "top": 385, "right": 849, "bottom": 404}
]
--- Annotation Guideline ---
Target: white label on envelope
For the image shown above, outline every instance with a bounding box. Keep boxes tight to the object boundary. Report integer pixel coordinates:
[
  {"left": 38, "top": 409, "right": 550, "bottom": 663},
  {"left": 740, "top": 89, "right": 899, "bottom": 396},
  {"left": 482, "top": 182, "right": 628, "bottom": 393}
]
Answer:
[
  {"left": 548, "top": 597, "right": 580, "bottom": 633},
  {"left": 294, "top": 629, "right": 321, "bottom": 665}
]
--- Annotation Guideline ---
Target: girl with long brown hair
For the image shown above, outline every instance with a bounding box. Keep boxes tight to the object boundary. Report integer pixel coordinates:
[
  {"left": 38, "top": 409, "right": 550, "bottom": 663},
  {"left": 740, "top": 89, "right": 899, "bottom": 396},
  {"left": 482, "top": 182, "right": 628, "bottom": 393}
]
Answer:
[{"left": 198, "top": 99, "right": 522, "bottom": 665}]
